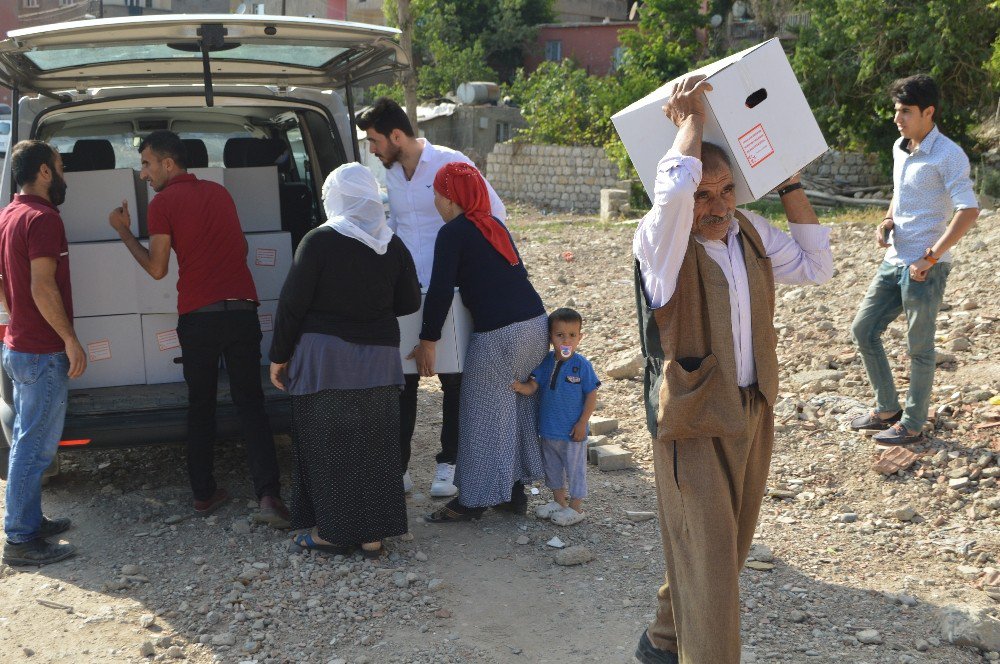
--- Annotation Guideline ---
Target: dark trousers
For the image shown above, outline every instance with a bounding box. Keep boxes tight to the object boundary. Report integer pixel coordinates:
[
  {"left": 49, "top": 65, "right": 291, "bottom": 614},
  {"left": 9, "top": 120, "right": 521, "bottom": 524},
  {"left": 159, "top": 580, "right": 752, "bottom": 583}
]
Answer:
[
  {"left": 399, "top": 372, "right": 462, "bottom": 469},
  {"left": 176, "top": 310, "right": 281, "bottom": 502}
]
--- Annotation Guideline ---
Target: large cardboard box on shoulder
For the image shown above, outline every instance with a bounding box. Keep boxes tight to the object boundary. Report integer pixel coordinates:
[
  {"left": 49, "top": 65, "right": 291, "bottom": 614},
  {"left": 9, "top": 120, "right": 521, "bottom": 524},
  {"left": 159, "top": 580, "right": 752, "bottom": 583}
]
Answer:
[
  {"left": 612, "top": 39, "right": 828, "bottom": 205},
  {"left": 245, "top": 232, "right": 293, "bottom": 301},
  {"left": 69, "top": 241, "right": 139, "bottom": 317},
  {"left": 62, "top": 169, "right": 142, "bottom": 242},
  {"left": 398, "top": 291, "right": 473, "bottom": 375},
  {"left": 70, "top": 314, "right": 145, "bottom": 390}
]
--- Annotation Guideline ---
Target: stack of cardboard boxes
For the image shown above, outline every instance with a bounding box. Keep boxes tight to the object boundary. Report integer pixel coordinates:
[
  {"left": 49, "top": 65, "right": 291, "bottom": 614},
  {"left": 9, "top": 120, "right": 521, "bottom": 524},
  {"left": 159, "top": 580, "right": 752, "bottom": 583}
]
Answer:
[{"left": 66, "top": 165, "right": 291, "bottom": 389}]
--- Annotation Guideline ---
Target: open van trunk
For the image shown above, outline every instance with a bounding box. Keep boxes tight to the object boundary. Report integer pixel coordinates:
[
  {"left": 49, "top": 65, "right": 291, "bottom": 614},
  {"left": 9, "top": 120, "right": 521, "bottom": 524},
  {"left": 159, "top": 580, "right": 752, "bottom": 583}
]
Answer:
[{"left": 0, "top": 15, "right": 406, "bottom": 477}]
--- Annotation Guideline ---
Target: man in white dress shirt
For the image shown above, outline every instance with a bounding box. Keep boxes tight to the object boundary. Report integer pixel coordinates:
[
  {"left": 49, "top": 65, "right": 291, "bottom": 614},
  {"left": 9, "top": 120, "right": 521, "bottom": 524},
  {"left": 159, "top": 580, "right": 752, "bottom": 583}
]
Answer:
[
  {"left": 357, "top": 98, "right": 506, "bottom": 498},
  {"left": 632, "top": 76, "right": 833, "bottom": 664}
]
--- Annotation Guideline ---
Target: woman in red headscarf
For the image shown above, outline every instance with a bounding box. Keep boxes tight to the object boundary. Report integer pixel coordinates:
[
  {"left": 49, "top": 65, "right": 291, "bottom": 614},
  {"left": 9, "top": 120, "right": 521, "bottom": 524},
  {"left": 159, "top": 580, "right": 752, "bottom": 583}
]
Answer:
[{"left": 408, "top": 162, "right": 548, "bottom": 522}]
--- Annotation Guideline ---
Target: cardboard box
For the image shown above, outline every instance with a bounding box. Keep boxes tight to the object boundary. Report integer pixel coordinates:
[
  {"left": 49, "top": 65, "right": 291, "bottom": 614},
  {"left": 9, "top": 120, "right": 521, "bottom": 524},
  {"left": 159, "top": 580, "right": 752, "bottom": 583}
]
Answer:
[
  {"left": 612, "top": 39, "right": 828, "bottom": 204},
  {"left": 134, "top": 241, "right": 179, "bottom": 314},
  {"left": 70, "top": 314, "right": 145, "bottom": 389},
  {"left": 61, "top": 169, "right": 141, "bottom": 242},
  {"left": 224, "top": 167, "right": 282, "bottom": 233},
  {"left": 245, "top": 232, "right": 292, "bottom": 301},
  {"left": 141, "top": 167, "right": 225, "bottom": 236},
  {"left": 398, "top": 291, "right": 473, "bottom": 374},
  {"left": 69, "top": 241, "right": 140, "bottom": 317},
  {"left": 140, "top": 313, "right": 185, "bottom": 384},
  {"left": 257, "top": 300, "right": 277, "bottom": 366}
]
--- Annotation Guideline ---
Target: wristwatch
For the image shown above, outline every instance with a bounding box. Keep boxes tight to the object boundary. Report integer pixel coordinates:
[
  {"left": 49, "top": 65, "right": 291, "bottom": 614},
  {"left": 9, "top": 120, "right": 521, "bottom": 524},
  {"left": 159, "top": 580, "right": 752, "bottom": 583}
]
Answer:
[
  {"left": 777, "top": 182, "right": 803, "bottom": 197},
  {"left": 923, "top": 248, "right": 938, "bottom": 265}
]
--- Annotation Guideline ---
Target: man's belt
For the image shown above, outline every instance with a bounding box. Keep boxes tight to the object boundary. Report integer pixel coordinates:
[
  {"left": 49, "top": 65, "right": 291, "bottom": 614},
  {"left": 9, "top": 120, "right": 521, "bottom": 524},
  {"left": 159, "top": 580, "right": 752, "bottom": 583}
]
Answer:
[{"left": 187, "top": 299, "right": 258, "bottom": 314}]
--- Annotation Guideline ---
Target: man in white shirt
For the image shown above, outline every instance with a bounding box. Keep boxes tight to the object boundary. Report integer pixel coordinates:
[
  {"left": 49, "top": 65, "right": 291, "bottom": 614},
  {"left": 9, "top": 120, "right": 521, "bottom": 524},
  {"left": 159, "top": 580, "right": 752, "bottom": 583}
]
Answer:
[
  {"left": 357, "top": 98, "right": 505, "bottom": 498},
  {"left": 633, "top": 76, "right": 833, "bottom": 664}
]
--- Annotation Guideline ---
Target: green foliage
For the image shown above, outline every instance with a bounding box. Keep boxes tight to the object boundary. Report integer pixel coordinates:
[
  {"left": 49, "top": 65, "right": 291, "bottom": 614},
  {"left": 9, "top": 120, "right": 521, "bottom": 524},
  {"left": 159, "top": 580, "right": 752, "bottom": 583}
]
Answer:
[
  {"left": 509, "top": 60, "right": 658, "bottom": 178},
  {"left": 384, "top": 0, "right": 553, "bottom": 99},
  {"left": 365, "top": 82, "right": 406, "bottom": 106},
  {"left": 618, "top": 0, "right": 708, "bottom": 83},
  {"left": 791, "top": 0, "right": 1000, "bottom": 157}
]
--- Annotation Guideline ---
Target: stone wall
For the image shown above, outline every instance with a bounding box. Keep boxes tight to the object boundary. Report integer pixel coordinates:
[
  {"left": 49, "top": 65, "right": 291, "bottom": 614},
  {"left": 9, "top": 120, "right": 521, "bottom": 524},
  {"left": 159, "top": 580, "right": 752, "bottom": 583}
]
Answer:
[
  {"left": 486, "top": 143, "right": 619, "bottom": 212},
  {"left": 803, "top": 150, "right": 887, "bottom": 187}
]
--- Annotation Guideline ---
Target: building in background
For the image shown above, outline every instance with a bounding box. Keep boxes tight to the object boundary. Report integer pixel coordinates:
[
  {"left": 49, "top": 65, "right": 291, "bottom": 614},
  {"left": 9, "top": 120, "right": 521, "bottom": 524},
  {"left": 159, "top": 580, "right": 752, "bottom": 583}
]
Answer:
[
  {"left": 524, "top": 20, "right": 636, "bottom": 76},
  {"left": 228, "top": 0, "right": 346, "bottom": 18},
  {"left": 554, "top": 0, "right": 627, "bottom": 22},
  {"left": 346, "top": 0, "right": 383, "bottom": 24}
]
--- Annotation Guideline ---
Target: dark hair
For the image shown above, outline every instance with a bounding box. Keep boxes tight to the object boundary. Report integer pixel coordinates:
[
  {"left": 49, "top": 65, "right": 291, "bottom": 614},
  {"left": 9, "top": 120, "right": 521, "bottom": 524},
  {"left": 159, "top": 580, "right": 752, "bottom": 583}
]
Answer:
[
  {"left": 701, "top": 141, "right": 732, "bottom": 174},
  {"left": 548, "top": 307, "right": 583, "bottom": 332},
  {"left": 889, "top": 74, "right": 939, "bottom": 118},
  {"left": 138, "top": 130, "right": 188, "bottom": 169},
  {"left": 356, "top": 97, "right": 414, "bottom": 138},
  {"left": 10, "top": 140, "right": 58, "bottom": 187}
]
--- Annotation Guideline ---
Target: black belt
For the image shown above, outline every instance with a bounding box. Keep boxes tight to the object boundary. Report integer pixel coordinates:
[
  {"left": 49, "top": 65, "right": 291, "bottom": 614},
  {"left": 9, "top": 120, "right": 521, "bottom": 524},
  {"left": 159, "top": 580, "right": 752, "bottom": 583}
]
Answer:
[{"left": 187, "top": 299, "right": 258, "bottom": 314}]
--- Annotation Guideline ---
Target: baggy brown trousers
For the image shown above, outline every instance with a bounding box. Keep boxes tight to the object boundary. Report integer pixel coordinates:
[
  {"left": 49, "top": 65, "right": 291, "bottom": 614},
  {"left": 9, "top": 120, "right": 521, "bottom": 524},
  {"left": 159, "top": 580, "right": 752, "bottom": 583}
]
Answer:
[
  {"left": 635, "top": 213, "right": 780, "bottom": 664},
  {"left": 647, "top": 386, "right": 773, "bottom": 663}
]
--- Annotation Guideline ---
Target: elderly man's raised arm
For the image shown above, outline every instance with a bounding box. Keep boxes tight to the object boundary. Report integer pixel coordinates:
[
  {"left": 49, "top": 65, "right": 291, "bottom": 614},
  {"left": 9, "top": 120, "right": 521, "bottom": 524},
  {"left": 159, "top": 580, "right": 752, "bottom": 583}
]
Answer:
[
  {"left": 747, "top": 182, "right": 833, "bottom": 286},
  {"left": 633, "top": 76, "right": 714, "bottom": 309}
]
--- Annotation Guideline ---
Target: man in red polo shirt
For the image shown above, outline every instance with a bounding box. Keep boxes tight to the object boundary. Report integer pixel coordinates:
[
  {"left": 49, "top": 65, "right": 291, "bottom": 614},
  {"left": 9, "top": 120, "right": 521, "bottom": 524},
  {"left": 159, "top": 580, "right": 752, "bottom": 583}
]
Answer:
[
  {"left": 108, "top": 130, "right": 288, "bottom": 526},
  {"left": 0, "top": 140, "right": 85, "bottom": 566}
]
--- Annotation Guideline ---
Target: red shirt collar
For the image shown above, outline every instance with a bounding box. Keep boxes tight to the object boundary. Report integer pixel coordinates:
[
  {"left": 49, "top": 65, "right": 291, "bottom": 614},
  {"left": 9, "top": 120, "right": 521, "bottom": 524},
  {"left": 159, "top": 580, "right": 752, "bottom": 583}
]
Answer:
[
  {"left": 13, "top": 193, "right": 59, "bottom": 212},
  {"left": 162, "top": 172, "right": 198, "bottom": 190}
]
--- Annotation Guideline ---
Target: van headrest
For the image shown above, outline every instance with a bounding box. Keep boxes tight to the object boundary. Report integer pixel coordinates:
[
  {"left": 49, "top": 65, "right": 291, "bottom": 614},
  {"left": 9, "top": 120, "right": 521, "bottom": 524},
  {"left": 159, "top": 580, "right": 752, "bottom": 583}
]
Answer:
[
  {"left": 223, "top": 137, "right": 290, "bottom": 171},
  {"left": 181, "top": 139, "right": 209, "bottom": 168},
  {"left": 67, "top": 139, "right": 115, "bottom": 171}
]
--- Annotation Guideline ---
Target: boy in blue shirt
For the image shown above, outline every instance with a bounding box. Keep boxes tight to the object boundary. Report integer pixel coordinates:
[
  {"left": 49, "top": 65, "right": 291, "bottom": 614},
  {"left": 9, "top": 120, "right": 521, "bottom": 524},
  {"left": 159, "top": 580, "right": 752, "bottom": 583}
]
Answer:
[{"left": 513, "top": 308, "right": 600, "bottom": 526}]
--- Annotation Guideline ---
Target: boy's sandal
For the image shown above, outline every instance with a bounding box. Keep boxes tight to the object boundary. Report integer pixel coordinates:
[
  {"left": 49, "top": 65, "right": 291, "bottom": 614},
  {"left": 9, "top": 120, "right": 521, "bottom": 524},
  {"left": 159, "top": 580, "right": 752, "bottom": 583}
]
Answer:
[
  {"left": 424, "top": 505, "right": 482, "bottom": 523},
  {"left": 293, "top": 532, "right": 353, "bottom": 556}
]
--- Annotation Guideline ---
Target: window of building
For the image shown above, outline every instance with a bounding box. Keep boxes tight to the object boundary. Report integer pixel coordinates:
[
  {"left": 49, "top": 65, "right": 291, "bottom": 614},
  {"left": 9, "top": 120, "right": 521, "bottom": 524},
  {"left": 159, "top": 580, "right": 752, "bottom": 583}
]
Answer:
[
  {"left": 544, "top": 40, "right": 562, "bottom": 62},
  {"left": 611, "top": 46, "right": 625, "bottom": 71},
  {"left": 253, "top": 3, "right": 266, "bottom": 14},
  {"left": 495, "top": 121, "right": 512, "bottom": 143},
  {"left": 59, "top": 0, "right": 75, "bottom": 7},
  {"left": 23, "top": 0, "right": 40, "bottom": 8}
]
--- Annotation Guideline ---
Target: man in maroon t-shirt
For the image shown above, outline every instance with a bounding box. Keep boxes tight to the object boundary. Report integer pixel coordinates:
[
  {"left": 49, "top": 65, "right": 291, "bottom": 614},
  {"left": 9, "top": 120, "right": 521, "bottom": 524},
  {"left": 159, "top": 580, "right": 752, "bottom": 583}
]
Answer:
[
  {"left": 108, "top": 130, "right": 288, "bottom": 526},
  {"left": 0, "top": 140, "right": 86, "bottom": 567}
]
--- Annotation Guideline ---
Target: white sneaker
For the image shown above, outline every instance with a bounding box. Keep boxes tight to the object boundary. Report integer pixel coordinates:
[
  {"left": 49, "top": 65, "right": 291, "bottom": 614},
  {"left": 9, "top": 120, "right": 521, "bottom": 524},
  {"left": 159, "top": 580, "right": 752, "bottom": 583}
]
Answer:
[
  {"left": 402, "top": 471, "right": 413, "bottom": 493},
  {"left": 429, "top": 463, "right": 458, "bottom": 497},
  {"left": 534, "top": 500, "right": 564, "bottom": 519},
  {"left": 551, "top": 507, "right": 586, "bottom": 526}
]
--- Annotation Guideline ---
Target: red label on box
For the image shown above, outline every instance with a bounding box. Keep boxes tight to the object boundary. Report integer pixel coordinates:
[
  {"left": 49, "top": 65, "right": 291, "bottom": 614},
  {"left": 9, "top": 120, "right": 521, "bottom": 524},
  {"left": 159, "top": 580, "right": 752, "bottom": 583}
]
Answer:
[
  {"left": 258, "top": 313, "right": 274, "bottom": 332},
  {"left": 87, "top": 339, "right": 112, "bottom": 362},
  {"left": 156, "top": 329, "right": 180, "bottom": 352},
  {"left": 255, "top": 248, "right": 277, "bottom": 267},
  {"left": 738, "top": 123, "right": 775, "bottom": 168}
]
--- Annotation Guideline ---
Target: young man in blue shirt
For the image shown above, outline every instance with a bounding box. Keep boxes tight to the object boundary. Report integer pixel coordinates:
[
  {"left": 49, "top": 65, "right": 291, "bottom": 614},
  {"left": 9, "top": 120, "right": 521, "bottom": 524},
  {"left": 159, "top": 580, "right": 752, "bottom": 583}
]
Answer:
[{"left": 850, "top": 75, "right": 979, "bottom": 445}]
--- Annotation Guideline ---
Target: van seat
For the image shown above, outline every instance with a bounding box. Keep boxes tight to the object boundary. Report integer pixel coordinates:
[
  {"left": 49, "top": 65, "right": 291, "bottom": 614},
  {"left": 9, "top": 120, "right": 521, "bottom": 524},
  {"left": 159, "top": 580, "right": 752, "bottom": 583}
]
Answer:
[
  {"left": 181, "top": 139, "right": 209, "bottom": 168},
  {"left": 65, "top": 139, "right": 115, "bottom": 171}
]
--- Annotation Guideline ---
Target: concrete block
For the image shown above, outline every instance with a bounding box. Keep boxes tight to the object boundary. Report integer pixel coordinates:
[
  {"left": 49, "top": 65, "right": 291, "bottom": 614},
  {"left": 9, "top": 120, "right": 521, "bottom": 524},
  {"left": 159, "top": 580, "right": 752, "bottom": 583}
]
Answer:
[
  {"left": 591, "top": 445, "right": 634, "bottom": 471},
  {"left": 586, "top": 435, "right": 609, "bottom": 449},
  {"left": 600, "top": 188, "right": 629, "bottom": 222},
  {"left": 589, "top": 416, "right": 619, "bottom": 436}
]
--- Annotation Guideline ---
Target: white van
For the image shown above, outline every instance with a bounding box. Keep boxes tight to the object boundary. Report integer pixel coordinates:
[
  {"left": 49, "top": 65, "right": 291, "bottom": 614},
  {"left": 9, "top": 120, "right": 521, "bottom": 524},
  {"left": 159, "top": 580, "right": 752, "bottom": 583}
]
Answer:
[{"left": 0, "top": 14, "right": 407, "bottom": 477}]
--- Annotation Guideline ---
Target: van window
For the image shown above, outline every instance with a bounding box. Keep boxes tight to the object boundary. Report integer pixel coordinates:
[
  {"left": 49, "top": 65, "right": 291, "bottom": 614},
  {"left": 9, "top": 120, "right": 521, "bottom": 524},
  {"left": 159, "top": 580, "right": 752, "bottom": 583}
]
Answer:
[{"left": 0, "top": 121, "right": 10, "bottom": 133}]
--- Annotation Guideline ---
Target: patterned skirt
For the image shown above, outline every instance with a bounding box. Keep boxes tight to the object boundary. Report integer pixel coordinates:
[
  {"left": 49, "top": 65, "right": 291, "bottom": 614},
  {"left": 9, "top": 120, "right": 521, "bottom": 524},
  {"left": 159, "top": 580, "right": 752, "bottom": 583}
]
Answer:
[
  {"left": 455, "top": 314, "right": 549, "bottom": 508},
  {"left": 289, "top": 386, "right": 407, "bottom": 545}
]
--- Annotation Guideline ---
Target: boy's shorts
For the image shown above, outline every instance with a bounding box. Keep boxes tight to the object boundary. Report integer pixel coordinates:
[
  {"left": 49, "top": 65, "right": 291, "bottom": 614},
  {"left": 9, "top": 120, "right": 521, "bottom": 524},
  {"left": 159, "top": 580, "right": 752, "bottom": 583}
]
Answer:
[{"left": 540, "top": 437, "right": 588, "bottom": 499}]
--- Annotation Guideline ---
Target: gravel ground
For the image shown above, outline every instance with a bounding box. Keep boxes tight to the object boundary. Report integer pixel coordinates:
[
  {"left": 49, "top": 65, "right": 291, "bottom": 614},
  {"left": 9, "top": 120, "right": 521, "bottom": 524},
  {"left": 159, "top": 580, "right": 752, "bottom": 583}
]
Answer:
[{"left": 0, "top": 207, "right": 997, "bottom": 664}]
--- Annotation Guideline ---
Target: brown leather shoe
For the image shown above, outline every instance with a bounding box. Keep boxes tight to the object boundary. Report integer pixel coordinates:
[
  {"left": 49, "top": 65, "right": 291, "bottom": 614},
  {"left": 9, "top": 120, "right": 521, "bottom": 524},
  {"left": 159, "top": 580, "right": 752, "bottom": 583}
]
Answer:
[
  {"left": 193, "top": 488, "right": 230, "bottom": 516},
  {"left": 253, "top": 495, "right": 291, "bottom": 529}
]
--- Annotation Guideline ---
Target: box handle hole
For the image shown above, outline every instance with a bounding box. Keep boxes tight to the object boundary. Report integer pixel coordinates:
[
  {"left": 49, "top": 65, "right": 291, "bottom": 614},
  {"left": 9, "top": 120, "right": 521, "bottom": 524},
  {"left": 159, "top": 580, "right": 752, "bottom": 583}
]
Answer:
[{"left": 745, "top": 88, "right": 768, "bottom": 108}]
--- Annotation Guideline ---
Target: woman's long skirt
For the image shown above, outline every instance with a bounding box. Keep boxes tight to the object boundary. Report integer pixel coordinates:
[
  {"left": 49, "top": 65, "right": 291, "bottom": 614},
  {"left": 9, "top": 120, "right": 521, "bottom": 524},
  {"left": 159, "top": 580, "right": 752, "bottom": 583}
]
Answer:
[
  {"left": 455, "top": 314, "right": 549, "bottom": 508},
  {"left": 289, "top": 386, "right": 407, "bottom": 545}
]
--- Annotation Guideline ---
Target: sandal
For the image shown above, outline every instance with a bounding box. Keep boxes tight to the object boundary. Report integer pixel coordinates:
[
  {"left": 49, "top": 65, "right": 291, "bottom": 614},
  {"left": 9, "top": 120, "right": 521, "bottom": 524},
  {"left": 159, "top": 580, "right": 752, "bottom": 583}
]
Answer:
[
  {"left": 293, "top": 532, "right": 353, "bottom": 556},
  {"left": 360, "top": 544, "right": 386, "bottom": 560},
  {"left": 424, "top": 500, "right": 484, "bottom": 523}
]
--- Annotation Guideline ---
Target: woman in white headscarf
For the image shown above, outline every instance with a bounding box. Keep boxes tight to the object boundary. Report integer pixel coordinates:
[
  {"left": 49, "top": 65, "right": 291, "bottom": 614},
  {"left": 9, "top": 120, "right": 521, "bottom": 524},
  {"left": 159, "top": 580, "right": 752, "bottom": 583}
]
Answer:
[{"left": 269, "top": 162, "right": 420, "bottom": 558}]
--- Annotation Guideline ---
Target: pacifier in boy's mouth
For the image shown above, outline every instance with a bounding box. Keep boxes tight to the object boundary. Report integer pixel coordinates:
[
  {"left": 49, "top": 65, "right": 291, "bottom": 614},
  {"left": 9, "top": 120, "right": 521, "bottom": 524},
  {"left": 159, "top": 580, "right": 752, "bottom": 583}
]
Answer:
[{"left": 559, "top": 345, "right": 573, "bottom": 359}]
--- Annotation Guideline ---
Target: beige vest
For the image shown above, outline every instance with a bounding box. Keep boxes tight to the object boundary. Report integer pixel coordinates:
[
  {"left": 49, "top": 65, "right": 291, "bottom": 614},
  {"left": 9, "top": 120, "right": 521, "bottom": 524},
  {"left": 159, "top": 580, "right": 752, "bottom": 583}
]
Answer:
[{"left": 635, "top": 211, "right": 779, "bottom": 441}]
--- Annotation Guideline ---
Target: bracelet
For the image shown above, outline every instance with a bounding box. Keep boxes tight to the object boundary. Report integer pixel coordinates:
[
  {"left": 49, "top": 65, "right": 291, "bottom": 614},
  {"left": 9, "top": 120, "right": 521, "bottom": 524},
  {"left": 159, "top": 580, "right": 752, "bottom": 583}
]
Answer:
[
  {"left": 923, "top": 248, "right": 938, "bottom": 265},
  {"left": 883, "top": 216, "right": 893, "bottom": 222},
  {"left": 777, "top": 182, "right": 804, "bottom": 197}
]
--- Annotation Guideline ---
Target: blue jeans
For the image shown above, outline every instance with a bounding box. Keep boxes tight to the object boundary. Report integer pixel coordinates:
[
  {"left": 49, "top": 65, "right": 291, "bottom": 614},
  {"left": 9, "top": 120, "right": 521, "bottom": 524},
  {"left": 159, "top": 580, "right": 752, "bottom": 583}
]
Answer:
[
  {"left": 851, "top": 260, "right": 951, "bottom": 433},
  {"left": 2, "top": 347, "right": 69, "bottom": 544}
]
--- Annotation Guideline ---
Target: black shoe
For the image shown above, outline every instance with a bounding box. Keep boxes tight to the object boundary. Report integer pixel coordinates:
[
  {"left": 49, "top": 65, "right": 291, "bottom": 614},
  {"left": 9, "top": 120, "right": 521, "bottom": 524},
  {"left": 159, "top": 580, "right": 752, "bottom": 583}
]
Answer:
[
  {"left": 38, "top": 516, "right": 71, "bottom": 539},
  {"left": 872, "top": 422, "right": 924, "bottom": 446},
  {"left": 495, "top": 481, "right": 528, "bottom": 514},
  {"left": 3, "top": 538, "right": 77, "bottom": 567},
  {"left": 635, "top": 630, "right": 678, "bottom": 664},
  {"left": 425, "top": 498, "right": 485, "bottom": 523},
  {"left": 850, "top": 409, "right": 902, "bottom": 431}
]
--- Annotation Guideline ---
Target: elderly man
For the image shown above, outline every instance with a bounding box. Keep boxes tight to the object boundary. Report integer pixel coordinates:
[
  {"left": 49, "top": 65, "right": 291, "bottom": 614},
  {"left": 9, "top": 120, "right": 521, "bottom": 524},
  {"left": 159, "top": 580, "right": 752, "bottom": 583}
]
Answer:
[{"left": 632, "top": 76, "right": 834, "bottom": 664}]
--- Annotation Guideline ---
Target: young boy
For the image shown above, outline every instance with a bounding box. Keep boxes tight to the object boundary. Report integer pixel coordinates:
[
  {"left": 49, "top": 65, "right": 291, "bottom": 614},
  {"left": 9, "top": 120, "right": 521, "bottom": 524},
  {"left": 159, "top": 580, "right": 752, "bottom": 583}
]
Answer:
[{"left": 513, "top": 308, "right": 600, "bottom": 526}]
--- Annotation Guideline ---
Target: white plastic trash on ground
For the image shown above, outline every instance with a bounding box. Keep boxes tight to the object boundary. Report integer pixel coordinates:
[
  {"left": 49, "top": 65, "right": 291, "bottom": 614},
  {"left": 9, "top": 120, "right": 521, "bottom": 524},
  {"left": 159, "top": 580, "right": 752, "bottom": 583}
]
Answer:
[{"left": 612, "top": 38, "right": 828, "bottom": 204}]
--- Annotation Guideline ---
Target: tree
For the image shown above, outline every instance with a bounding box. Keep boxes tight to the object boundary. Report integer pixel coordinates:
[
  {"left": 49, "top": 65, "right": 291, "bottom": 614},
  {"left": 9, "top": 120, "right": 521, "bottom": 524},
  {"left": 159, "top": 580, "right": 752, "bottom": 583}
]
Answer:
[
  {"left": 791, "top": 0, "right": 1000, "bottom": 157},
  {"left": 618, "top": 0, "right": 708, "bottom": 83},
  {"left": 384, "top": 0, "right": 553, "bottom": 99}
]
